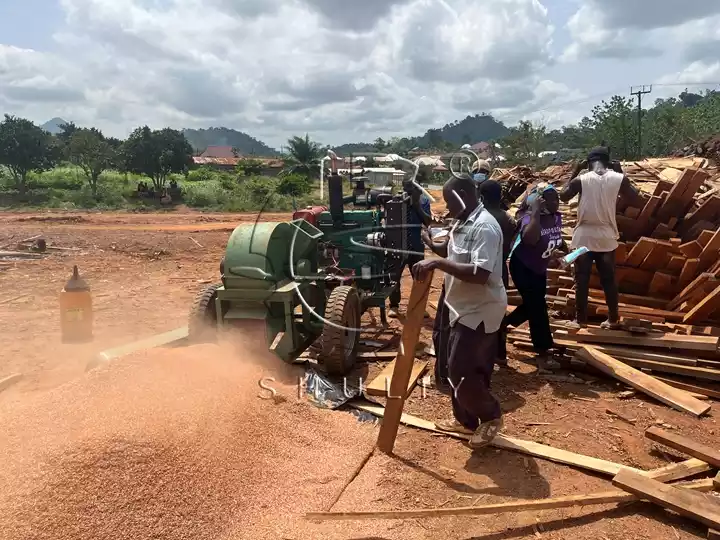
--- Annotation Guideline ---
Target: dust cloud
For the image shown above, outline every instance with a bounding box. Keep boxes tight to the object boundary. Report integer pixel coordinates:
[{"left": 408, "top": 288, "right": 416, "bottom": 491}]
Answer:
[{"left": 0, "top": 332, "right": 376, "bottom": 540}]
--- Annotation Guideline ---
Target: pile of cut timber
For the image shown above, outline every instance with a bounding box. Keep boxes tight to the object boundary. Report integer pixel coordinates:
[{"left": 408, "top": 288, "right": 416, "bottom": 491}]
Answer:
[
  {"left": 508, "top": 156, "right": 720, "bottom": 415},
  {"left": 491, "top": 162, "right": 576, "bottom": 203}
]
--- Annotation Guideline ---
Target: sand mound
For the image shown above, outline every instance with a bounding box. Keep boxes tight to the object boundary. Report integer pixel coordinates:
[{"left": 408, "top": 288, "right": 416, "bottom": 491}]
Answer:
[{"left": 0, "top": 342, "right": 376, "bottom": 540}]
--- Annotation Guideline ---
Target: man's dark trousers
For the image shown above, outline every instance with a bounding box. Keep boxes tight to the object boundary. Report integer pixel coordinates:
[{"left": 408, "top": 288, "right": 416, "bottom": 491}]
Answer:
[
  {"left": 432, "top": 285, "right": 449, "bottom": 386},
  {"left": 447, "top": 321, "right": 502, "bottom": 430}
]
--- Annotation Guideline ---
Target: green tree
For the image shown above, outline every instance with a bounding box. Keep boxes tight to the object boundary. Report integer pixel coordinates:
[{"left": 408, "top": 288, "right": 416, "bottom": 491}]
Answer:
[
  {"left": 283, "top": 134, "right": 322, "bottom": 179},
  {"left": 236, "top": 157, "right": 263, "bottom": 176},
  {"left": 0, "top": 115, "right": 59, "bottom": 194},
  {"left": 500, "top": 120, "right": 547, "bottom": 165},
  {"left": 68, "top": 128, "right": 117, "bottom": 197},
  {"left": 590, "top": 96, "right": 636, "bottom": 160},
  {"left": 278, "top": 173, "right": 311, "bottom": 197},
  {"left": 373, "top": 137, "right": 386, "bottom": 152},
  {"left": 122, "top": 126, "right": 193, "bottom": 191}
]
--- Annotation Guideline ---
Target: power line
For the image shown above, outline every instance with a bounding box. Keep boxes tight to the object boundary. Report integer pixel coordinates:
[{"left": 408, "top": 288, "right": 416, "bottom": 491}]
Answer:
[{"left": 630, "top": 85, "right": 652, "bottom": 158}]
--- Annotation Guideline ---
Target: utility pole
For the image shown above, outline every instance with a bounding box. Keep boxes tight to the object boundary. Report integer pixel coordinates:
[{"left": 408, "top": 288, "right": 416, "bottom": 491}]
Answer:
[{"left": 630, "top": 85, "right": 652, "bottom": 158}]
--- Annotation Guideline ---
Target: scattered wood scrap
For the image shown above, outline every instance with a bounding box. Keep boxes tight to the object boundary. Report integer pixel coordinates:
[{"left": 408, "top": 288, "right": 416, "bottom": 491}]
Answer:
[
  {"left": 365, "top": 359, "right": 427, "bottom": 398},
  {"left": 645, "top": 427, "right": 720, "bottom": 469},
  {"left": 575, "top": 346, "right": 710, "bottom": 417},
  {"left": 306, "top": 478, "right": 714, "bottom": 521},
  {"left": 612, "top": 468, "right": 720, "bottom": 531}
]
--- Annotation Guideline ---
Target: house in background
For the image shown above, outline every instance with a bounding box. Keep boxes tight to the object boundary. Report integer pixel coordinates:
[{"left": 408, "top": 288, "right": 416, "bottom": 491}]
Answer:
[
  {"left": 470, "top": 141, "right": 491, "bottom": 158},
  {"left": 200, "top": 146, "right": 238, "bottom": 159}
]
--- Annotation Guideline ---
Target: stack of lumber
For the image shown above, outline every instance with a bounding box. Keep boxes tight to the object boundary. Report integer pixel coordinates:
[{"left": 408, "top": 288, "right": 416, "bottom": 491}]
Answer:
[
  {"left": 506, "top": 155, "right": 720, "bottom": 413},
  {"left": 492, "top": 162, "right": 576, "bottom": 203}
]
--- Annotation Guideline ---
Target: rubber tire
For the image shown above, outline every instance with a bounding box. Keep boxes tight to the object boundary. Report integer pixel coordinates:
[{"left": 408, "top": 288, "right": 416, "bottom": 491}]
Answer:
[
  {"left": 321, "top": 285, "right": 361, "bottom": 376},
  {"left": 188, "top": 283, "right": 222, "bottom": 342}
]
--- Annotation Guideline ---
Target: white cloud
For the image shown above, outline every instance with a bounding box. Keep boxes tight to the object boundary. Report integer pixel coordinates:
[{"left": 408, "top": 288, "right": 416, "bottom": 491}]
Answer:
[
  {"left": 0, "top": 0, "right": 569, "bottom": 146},
  {"left": 562, "top": 0, "right": 720, "bottom": 63}
]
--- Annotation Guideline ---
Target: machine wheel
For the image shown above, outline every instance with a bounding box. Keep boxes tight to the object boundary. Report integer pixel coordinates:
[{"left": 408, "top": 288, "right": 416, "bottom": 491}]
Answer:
[
  {"left": 321, "top": 285, "right": 361, "bottom": 376},
  {"left": 188, "top": 283, "right": 223, "bottom": 342}
]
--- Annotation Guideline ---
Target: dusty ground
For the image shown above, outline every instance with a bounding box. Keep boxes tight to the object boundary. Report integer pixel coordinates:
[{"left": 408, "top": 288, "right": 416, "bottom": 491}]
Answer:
[{"left": 0, "top": 207, "right": 718, "bottom": 540}]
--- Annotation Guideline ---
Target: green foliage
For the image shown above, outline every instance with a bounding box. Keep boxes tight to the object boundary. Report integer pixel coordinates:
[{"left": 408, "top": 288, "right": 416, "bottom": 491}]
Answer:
[
  {"left": 500, "top": 121, "right": 547, "bottom": 165},
  {"left": 284, "top": 134, "right": 322, "bottom": 179},
  {"left": 186, "top": 166, "right": 217, "bottom": 182},
  {"left": 122, "top": 126, "right": 193, "bottom": 190},
  {"left": 278, "top": 173, "right": 311, "bottom": 197},
  {"left": 0, "top": 115, "right": 60, "bottom": 194},
  {"left": 68, "top": 128, "right": 117, "bottom": 197},
  {"left": 236, "top": 157, "right": 263, "bottom": 176}
]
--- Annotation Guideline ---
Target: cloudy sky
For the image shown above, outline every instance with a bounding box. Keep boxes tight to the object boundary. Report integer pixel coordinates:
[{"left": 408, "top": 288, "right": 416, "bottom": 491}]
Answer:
[{"left": 1, "top": 0, "right": 719, "bottom": 148}]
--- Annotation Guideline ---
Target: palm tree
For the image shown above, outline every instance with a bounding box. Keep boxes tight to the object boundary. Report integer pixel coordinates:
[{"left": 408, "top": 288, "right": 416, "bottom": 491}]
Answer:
[{"left": 283, "top": 134, "right": 322, "bottom": 179}]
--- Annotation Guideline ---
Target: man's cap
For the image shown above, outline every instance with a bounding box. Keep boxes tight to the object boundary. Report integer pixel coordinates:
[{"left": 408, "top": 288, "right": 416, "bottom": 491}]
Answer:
[
  {"left": 478, "top": 179, "right": 502, "bottom": 204},
  {"left": 587, "top": 146, "right": 610, "bottom": 162}
]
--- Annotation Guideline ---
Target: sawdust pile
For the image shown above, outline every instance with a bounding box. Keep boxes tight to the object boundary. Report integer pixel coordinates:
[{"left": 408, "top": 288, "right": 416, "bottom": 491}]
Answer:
[{"left": 0, "top": 339, "right": 376, "bottom": 540}]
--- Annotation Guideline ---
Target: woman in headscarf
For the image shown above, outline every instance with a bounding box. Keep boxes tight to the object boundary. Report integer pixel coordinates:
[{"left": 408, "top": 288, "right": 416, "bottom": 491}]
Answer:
[{"left": 502, "top": 182, "right": 566, "bottom": 370}]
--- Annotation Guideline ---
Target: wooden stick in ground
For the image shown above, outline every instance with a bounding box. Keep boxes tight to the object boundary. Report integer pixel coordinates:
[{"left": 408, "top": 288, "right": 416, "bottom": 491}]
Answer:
[
  {"left": 305, "top": 478, "right": 714, "bottom": 521},
  {"left": 645, "top": 426, "right": 720, "bottom": 468},
  {"left": 376, "top": 270, "right": 433, "bottom": 454},
  {"left": 612, "top": 469, "right": 720, "bottom": 530},
  {"left": 575, "top": 346, "right": 711, "bottom": 417}
]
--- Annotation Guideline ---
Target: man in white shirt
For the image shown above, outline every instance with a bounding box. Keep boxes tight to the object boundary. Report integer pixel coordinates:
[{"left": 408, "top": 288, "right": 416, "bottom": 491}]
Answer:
[{"left": 413, "top": 176, "right": 508, "bottom": 449}]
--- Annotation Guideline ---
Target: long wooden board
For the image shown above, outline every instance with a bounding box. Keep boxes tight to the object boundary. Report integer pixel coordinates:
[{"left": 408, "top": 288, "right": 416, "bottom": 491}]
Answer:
[
  {"left": 569, "top": 329, "right": 719, "bottom": 353},
  {"left": 365, "top": 360, "right": 428, "bottom": 398},
  {"left": 575, "top": 346, "right": 711, "bottom": 417},
  {"left": 306, "top": 478, "right": 714, "bottom": 521},
  {"left": 356, "top": 402, "right": 643, "bottom": 477},
  {"left": 612, "top": 469, "right": 720, "bottom": 530},
  {"left": 646, "top": 426, "right": 720, "bottom": 468},
  {"left": 376, "top": 272, "right": 433, "bottom": 454}
]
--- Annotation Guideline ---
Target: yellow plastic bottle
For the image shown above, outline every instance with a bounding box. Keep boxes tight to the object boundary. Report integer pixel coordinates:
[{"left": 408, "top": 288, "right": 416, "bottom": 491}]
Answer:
[{"left": 60, "top": 265, "right": 93, "bottom": 343}]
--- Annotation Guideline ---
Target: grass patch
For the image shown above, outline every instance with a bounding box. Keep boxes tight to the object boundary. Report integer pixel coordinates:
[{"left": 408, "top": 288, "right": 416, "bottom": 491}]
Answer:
[{"left": 0, "top": 165, "right": 322, "bottom": 212}]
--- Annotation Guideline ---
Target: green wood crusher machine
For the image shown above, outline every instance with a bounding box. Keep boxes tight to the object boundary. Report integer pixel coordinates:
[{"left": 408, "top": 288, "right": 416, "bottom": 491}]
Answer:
[{"left": 188, "top": 170, "right": 423, "bottom": 375}]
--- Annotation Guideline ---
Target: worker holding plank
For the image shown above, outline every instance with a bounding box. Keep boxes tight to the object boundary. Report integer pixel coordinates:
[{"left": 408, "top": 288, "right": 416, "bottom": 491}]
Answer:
[
  {"left": 413, "top": 176, "right": 508, "bottom": 449},
  {"left": 560, "top": 146, "right": 643, "bottom": 329}
]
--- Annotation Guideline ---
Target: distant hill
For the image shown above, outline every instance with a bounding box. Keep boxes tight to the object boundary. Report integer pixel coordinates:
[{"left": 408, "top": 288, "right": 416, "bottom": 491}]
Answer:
[
  {"left": 41, "top": 117, "right": 70, "bottom": 134},
  {"left": 332, "top": 113, "right": 510, "bottom": 155},
  {"left": 183, "top": 127, "right": 277, "bottom": 156},
  {"left": 431, "top": 113, "right": 510, "bottom": 146}
]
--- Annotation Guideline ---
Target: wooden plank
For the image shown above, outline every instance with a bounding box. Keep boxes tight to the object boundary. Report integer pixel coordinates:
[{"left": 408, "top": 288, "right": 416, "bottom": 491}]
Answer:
[
  {"left": 646, "top": 458, "right": 713, "bottom": 482},
  {"left": 355, "top": 402, "right": 643, "bottom": 477},
  {"left": 649, "top": 272, "right": 674, "bottom": 296},
  {"left": 306, "top": 478, "right": 714, "bottom": 521},
  {"left": 638, "top": 196, "right": 663, "bottom": 226},
  {"left": 575, "top": 346, "right": 711, "bottom": 417},
  {"left": 612, "top": 469, "right": 720, "bottom": 530},
  {"left": 668, "top": 273, "right": 713, "bottom": 311},
  {"left": 668, "top": 255, "right": 688, "bottom": 274},
  {"left": 708, "top": 529, "right": 720, "bottom": 539},
  {"left": 588, "top": 289, "right": 670, "bottom": 310},
  {"left": 646, "top": 426, "right": 720, "bottom": 468},
  {"left": 619, "top": 357, "right": 720, "bottom": 383},
  {"left": 376, "top": 271, "right": 433, "bottom": 454},
  {"left": 90, "top": 326, "right": 189, "bottom": 370},
  {"left": 684, "top": 284, "right": 720, "bottom": 325},
  {"left": 679, "top": 259, "right": 701, "bottom": 288},
  {"left": 699, "top": 229, "right": 717, "bottom": 247},
  {"left": 680, "top": 241, "right": 703, "bottom": 259},
  {"left": 654, "top": 376, "right": 720, "bottom": 400},
  {"left": 625, "top": 238, "right": 656, "bottom": 267},
  {"left": 365, "top": 360, "right": 428, "bottom": 398},
  {"left": 641, "top": 242, "right": 673, "bottom": 271},
  {"left": 569, "top": 329, "right": 720, "bottom": 352}
]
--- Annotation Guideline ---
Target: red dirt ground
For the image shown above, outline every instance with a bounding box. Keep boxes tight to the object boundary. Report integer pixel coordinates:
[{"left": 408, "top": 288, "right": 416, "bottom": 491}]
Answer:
[{"left": 0, "top": 208, "right": 718, "bottom": 540}]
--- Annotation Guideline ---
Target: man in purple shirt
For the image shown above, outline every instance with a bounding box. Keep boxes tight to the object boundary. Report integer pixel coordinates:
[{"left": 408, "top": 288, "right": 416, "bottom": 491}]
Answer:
[{"left": 502, "top": 183, "right": 565, "bottom": 370}]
